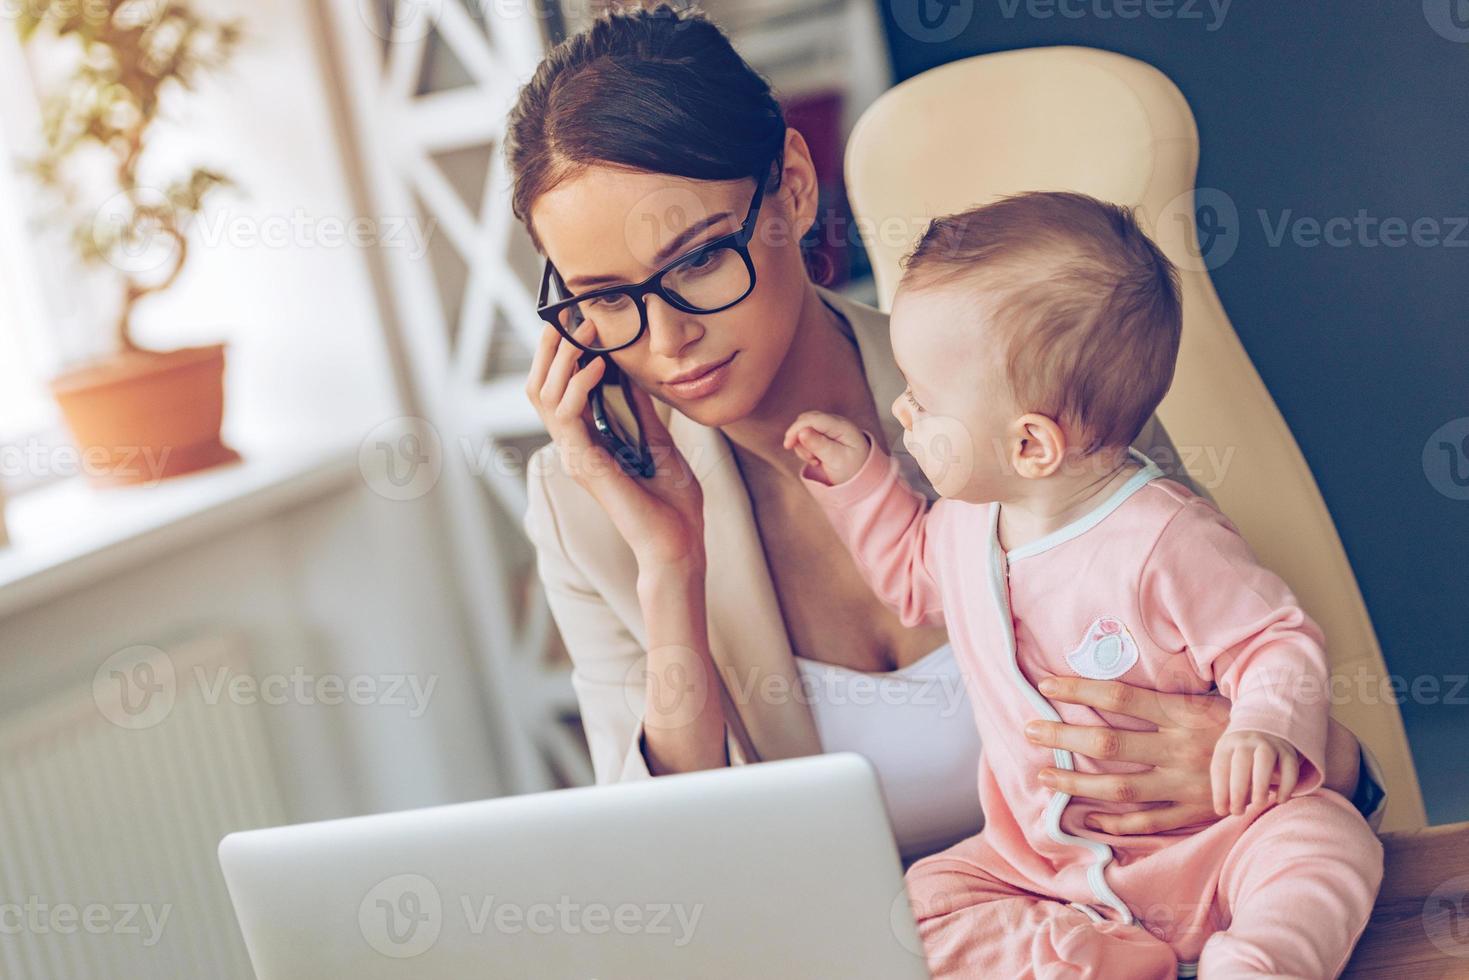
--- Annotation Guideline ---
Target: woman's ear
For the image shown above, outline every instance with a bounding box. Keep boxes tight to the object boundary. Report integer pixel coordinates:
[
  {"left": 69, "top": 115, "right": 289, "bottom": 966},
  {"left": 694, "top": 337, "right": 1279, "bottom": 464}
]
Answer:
[
  {"left": 1012, "top": 413, "right": 1068, "bottom": 479},
  {"left": 774, "top": 127, "right": 821, "bottom": 243}
]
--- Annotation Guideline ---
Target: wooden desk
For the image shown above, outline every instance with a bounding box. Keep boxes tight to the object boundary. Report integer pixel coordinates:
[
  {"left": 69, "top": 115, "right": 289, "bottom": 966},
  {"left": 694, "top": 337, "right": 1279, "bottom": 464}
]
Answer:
[{"left": 1341, "top": 821, "right": 1469, "bottom": 978}]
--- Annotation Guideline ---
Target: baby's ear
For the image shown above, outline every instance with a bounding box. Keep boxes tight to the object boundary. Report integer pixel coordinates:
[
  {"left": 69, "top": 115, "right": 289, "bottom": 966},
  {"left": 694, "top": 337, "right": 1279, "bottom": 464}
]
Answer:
[{"left": 1012, "top": 413, "right": 1068, "bottom": 479}]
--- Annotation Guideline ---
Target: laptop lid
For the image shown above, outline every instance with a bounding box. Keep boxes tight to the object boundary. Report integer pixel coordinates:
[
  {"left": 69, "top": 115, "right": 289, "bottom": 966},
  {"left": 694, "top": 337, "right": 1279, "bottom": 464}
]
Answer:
[{"left": 219, "top": 752, "right": 930, "bottom": 979}]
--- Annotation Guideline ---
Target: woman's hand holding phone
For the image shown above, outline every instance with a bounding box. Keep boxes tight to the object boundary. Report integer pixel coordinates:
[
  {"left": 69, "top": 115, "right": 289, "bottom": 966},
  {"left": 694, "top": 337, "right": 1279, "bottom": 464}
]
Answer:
[
  {"left": 529, "top": 321, "right": 730, "bottom": 775},
  {"left": 527, "top": 322, "right": 707, "bottom": 572}
]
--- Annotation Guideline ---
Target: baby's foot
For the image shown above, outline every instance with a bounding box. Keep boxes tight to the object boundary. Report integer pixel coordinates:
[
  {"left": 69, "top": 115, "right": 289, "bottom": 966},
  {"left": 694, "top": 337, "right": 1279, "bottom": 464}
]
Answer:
[{"left": 1035, "top": 906, "right": 1177, "bottom": 980}]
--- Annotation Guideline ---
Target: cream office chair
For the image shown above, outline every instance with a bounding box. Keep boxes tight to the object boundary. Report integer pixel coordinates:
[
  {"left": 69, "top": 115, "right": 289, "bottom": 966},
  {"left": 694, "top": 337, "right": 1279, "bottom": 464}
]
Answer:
[{"left": 845, "top": 46, "right": 1426, "bottom": 832}]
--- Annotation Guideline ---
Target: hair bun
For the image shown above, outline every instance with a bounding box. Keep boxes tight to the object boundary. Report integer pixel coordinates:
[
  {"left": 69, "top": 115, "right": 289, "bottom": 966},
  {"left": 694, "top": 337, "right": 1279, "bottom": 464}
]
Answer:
[{"left": 506, "top": 0, "right": 786, "bottom": 244}]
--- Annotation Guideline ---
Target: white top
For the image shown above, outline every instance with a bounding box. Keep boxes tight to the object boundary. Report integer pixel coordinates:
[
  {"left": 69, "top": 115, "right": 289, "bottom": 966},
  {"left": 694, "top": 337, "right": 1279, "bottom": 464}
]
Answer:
[{"left": 793, "top": 643, "right": 984, "bottom": 860}]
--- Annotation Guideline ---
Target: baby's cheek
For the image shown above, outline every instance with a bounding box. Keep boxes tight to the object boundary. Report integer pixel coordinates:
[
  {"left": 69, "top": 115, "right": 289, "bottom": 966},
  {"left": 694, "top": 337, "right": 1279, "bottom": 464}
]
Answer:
[{"left": 908, "top": 414, "right": 977, "bottom": 497}]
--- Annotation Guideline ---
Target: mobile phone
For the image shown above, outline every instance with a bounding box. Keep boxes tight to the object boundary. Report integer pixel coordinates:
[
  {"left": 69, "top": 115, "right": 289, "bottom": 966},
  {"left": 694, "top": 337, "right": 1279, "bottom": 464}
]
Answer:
[{"left": 580, "top": 350, "right": 657, "bottom": 479}]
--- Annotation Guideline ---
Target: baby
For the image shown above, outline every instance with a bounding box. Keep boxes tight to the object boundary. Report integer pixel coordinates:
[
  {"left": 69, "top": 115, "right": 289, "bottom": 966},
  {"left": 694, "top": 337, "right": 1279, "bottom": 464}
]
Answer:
[{"left": 784, "top": 192, "right": 1382, "bottom": 979}]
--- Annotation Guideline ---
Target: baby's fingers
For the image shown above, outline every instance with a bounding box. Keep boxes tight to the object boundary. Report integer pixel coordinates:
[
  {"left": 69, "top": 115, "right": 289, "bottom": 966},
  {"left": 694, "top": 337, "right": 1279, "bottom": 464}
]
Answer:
[
  {"left": 795, "top": 427, "right": 847, "bottom": 459},
  {"left": 782, "top": 412, "right": 822, "bottom": 449},
  {"left": 783, "top": 410, "right": 857, "bottom": 449}
]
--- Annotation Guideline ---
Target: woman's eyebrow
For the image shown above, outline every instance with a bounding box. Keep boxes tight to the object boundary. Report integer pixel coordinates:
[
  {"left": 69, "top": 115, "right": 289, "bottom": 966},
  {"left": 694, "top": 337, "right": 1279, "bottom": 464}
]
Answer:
[{"left": 566, "top": 210, "right": 735, "bottom": 291}]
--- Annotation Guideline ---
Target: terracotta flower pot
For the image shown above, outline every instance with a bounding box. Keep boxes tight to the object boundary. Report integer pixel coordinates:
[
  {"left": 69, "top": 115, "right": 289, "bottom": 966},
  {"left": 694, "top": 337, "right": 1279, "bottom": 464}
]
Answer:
[{"left": 49, "top": 343, "right": 240, "bottom": 487}]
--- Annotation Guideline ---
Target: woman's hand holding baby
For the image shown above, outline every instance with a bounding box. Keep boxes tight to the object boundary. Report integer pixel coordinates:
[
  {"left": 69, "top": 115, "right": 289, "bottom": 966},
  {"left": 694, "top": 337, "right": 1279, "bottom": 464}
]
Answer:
[
  {"left": 783, "top": 411, "right": 873, "bottom": 486},
  {"left": 1210, "top": 730, "right": 1300, "bottom": 816}
]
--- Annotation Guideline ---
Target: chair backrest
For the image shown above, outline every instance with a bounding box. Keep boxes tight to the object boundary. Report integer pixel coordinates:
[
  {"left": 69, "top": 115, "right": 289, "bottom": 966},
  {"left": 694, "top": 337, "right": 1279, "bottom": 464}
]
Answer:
[{"left": 844, "top": 46, "right": 1425, "bottom": 831}]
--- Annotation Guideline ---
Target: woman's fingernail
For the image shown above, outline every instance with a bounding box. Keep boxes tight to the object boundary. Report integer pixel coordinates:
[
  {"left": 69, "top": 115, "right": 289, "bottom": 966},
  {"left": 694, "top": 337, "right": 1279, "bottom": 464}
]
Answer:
[
  {"left": 1024, "top": 722, "right": 1041, "bottom": 738},
  {"left": 1038, "top": 679, "right": 1058, "bottom": 694},
  {"left": 1037, "top": 771, "right": 1055, "bottom": 786}
]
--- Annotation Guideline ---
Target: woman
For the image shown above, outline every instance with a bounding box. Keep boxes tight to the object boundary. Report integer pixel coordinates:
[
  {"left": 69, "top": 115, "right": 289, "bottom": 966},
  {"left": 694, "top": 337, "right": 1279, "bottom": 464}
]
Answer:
[{"left": 510, "top": 4, "right": 1383, "bottom": 862}]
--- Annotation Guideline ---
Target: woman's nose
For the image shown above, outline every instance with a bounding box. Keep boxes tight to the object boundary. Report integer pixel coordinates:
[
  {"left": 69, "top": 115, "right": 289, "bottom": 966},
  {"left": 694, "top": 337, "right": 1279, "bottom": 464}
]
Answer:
[{"left": 644, "top": 294, "right": 704, "bottom": 358}]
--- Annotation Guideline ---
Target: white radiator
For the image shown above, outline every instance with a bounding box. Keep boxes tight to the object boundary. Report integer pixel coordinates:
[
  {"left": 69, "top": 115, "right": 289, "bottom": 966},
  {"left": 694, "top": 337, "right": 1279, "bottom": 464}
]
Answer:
[{"left": 0, "top": 633, "right": 286, "bottom": 979}]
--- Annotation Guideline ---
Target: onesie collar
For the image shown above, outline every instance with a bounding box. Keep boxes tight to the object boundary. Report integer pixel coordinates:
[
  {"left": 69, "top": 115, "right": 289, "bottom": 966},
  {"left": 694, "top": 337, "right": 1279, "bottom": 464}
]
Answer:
[{"left": 1003, "top": 449, "right": 1164, "bottom": 562}]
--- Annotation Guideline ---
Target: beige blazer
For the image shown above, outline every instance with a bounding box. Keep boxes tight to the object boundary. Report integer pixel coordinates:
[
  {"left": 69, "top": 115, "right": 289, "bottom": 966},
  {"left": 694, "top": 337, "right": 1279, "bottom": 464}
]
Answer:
[{"left": 523, "top": 285, "right": 1210, "bottom": 783}]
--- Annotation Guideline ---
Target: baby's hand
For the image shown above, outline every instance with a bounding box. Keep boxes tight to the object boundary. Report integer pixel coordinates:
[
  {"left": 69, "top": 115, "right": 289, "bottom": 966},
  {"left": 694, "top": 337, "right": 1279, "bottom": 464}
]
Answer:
[
  {"left": 783, "top": 411, "right": 871, "bottom": 486},
  {"left": 1210, "top": 731, "right": 1300, "bottom": 816}
]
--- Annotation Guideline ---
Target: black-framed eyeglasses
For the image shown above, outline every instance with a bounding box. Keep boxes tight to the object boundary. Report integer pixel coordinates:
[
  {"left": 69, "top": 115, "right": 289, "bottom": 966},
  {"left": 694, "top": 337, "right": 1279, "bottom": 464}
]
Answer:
[
  {"left": 533, "top": 168, "right": 769, "bottom": 480},
  {"left": 535, "top": 172, "right": 767, "bottom": 354}
]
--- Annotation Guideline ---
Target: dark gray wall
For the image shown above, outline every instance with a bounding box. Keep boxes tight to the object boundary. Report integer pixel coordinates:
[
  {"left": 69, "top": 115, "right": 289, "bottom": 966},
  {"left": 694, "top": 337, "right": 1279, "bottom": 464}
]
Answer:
[{"left": 876, "top": 1, "right": 1468, "bottom": 823}]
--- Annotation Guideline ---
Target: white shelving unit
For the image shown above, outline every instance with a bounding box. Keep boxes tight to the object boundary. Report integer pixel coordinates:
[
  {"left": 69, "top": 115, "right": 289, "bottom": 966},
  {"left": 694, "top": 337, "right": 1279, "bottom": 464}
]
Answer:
[{"left": 322, "top": 0, "right": 589, "bottom": 792}]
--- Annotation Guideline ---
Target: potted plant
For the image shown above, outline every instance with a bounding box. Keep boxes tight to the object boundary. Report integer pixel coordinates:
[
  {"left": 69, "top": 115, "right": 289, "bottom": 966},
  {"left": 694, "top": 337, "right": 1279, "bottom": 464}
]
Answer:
[{"left": 18, "top": 1, "right": 243, "bottom": 486}]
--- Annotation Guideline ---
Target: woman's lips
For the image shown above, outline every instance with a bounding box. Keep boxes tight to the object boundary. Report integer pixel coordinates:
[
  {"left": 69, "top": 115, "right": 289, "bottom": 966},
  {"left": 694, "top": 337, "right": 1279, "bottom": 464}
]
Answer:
[{"left": 662, "top": 353, "right": 737, "bottom": 400}]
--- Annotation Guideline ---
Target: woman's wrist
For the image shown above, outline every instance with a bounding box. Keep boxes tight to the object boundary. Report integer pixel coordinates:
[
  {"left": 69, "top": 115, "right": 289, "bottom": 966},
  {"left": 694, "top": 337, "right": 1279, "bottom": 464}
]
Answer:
[
  {"left": 635, "top": 554, "right": 707, "bottom": 606},
  {"left": 635, "top": 564, "right": 730, "bottom": 775}
]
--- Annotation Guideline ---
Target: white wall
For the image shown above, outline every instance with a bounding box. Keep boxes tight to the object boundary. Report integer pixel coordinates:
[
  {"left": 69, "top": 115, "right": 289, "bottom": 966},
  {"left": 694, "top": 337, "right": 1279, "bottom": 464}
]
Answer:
[{"left": 0, "top": 480, "right": 503, "bottom": 822}]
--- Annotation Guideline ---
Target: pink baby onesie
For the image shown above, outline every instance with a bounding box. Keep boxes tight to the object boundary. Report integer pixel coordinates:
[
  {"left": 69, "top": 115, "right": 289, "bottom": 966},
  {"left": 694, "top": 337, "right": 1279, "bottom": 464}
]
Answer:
[{"left": 802, "top": 439, "right": 1383, "bottom": 979}]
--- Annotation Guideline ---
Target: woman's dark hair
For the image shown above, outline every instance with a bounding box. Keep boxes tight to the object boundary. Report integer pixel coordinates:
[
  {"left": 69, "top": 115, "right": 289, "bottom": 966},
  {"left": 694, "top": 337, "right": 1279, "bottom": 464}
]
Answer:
[{"left": 505, "top": 3, "right": 787, "bottom": 251}]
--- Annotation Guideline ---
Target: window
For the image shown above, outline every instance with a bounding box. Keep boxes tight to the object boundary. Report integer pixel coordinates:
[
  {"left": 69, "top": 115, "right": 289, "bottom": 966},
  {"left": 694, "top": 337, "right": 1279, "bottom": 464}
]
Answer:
[{"left": 0, "top": 25, "right": 71, "bottom": 491}]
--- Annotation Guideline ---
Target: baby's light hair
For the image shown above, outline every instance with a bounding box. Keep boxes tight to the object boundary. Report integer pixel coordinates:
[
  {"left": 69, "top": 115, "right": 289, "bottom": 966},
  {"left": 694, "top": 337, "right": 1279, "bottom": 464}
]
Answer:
[{"left": 900, "top": 192, "right": 1182, "bottom": 455}]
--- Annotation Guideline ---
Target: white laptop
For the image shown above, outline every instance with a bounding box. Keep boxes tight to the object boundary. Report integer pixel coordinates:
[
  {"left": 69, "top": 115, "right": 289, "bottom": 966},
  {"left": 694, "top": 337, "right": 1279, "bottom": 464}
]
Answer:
[{"left": 219, "top": 752, "right": 931, "bottom": 979}]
